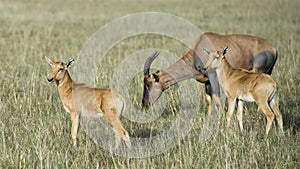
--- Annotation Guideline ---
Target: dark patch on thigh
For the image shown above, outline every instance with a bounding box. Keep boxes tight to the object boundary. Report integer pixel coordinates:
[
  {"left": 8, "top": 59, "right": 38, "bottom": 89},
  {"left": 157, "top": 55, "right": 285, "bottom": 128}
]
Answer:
[{"left": 249, "top": 51, "right": 276, "bottom": 74}]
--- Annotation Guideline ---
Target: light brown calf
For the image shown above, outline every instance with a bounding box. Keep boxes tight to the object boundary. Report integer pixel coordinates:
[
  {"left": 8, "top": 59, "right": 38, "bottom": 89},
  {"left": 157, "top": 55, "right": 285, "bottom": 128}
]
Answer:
[
  {"left": 203, "top": 47, "right": 283, "bottom": 136},
  {"left": 142, "top": 32, "right": 278, "bottom": 116},
  {"left": 45, "top": 57, "right": 131, "bottom": 148}
]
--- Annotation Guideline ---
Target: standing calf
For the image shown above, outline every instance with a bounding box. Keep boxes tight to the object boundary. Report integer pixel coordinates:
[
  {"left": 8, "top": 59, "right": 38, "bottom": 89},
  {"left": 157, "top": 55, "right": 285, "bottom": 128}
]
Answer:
[
  {"left": 142, "top": 32, "right": 278, "bottom": 116},
  {"left": 45, "top": 57, "right": 131, "bottom": 148},
  {"left": 203, "top": 47, "right": 283, "bottom": 136}
]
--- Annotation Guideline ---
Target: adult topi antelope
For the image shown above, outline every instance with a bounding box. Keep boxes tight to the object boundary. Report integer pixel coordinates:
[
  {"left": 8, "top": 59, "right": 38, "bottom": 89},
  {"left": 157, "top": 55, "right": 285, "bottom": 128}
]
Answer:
[
  {"left": 45, "top": 57, "right": 131, "bottom": 148},
  {"left": 203, "top": 47, "right": 283, "bottom": 136},
  {"left": 142, "top": 32, "right": 278, "bottom": 115}
]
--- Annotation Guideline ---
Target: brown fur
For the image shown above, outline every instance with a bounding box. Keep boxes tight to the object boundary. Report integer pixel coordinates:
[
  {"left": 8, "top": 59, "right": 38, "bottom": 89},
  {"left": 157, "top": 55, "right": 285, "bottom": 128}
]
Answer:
[
  {"left": 142, "top": 32, "right": 277, "bottom": 116},
  {"left": 45, "top": 57, "right": 131, "bottom": 148},
  {"left": 203, "top": 47, "right": 283, "bottom": 136}
]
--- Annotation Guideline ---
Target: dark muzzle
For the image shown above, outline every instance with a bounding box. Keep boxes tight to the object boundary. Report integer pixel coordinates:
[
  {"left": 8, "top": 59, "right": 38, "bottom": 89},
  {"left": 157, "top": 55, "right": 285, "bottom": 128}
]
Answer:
[{"left": 47, "top": 77, "right": 54, "bottom": 82}]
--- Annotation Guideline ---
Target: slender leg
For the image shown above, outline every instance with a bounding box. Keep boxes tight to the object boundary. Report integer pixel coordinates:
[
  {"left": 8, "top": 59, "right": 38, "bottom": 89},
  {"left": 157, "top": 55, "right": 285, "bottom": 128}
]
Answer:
[
  {"left": 205, "top": 83, "right": 212, "bottom": 116},
  {"left": 205, "top": 83, "right": 223, "bottom": 116},
  {"left": 257, "top": 102, "right": 275, "bottom": 136},
  {"left": 102, "top": 107, "right": 131, "bottom": 149},
  {"left": 236, "top": 100, "right": 244, "bottom": 132},
  {"left": 206, "top": 72, "right": 223, "bottom": 114},
  {"left": 71, "top": 113, "right": 80, "bottom": 146},
  {"left": 213, "top": 94, "right": 223, "bottom": 114},
  {"left": 226, "top": 97, "right": 236, "bottom": 129},
  {"left": 270, "top": 95, "right": 284, "bottom": 135},
  {"left": 205, "top": 94, "right": 212, "bottom": 116}
]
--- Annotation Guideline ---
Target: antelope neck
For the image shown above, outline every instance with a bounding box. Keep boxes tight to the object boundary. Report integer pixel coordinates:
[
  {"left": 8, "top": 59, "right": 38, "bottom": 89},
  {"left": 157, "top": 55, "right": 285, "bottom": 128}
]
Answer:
[
  {"left": 57, "top": 71, "right": 73, "bottom": 96},
  {"left": 215, "top": 58, "right": 234, "bottom": 87},
  {"left": 160, "top": 55, "right": 195, "bottom": 90}
]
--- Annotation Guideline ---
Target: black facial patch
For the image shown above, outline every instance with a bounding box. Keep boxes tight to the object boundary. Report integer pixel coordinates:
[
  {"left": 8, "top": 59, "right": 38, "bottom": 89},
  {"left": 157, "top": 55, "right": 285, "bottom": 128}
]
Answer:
[
  {"left": 47, "top": 77, "right": 54, "bottom": 82},
  {"left": 153, "top": 73, "right": 159, "bottom": 82},
  {"left": 142, "top": 86, "right": 150, "bottom": 107}
]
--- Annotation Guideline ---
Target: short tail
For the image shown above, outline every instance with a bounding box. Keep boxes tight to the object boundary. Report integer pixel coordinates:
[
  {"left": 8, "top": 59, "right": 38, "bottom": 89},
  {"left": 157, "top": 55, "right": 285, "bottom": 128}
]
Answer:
[{"left": 268, "top": 82, "right": 279, "bottom": 107}]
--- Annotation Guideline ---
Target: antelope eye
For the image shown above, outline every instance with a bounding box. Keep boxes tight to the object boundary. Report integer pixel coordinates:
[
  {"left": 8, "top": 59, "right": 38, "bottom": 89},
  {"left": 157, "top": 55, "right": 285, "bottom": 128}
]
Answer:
[{"left": 58, "top": 68, "right": 64, "bottom": 73}]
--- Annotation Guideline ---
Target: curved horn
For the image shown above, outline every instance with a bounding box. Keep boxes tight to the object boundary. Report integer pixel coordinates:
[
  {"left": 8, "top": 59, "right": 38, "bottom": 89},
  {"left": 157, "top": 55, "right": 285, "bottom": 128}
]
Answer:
[{"left": 144, "top": 51, "right": 160, "bottom": 76}]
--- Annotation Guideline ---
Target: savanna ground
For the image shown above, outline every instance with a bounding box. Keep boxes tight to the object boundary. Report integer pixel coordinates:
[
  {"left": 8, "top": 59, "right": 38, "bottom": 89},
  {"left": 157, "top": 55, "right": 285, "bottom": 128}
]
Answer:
[{"left": 0, "top": 0, "right": 300, "bottom": 168}]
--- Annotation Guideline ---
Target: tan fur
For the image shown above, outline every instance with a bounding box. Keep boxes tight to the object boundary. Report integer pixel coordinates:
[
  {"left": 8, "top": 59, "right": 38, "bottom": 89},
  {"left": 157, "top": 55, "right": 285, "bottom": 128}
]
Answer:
[
  {"left": 203, "top": 48, "right": 283, "bottom": 136},
  {"left": 45, "top": 57, "right": 131, "bottom": 148},
  {"left": 195, "top": 33, "right": 277, "bottom": 115},
  {"left": 142, "top": 32, "right": 278, "bottom": 116}
]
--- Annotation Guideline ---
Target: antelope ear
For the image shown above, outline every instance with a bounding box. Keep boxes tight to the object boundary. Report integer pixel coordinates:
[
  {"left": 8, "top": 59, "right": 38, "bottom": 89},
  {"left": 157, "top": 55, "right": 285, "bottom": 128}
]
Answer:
[
  {"left": 45, "top": 56, "right": 53, "bottom": 66},
  {"left": 222, "top": 46, "right": 229, "bottom": 57},
  {"left": 202, "top": 48, "right": 210, "bottom": 56},
  {"left": 66, "top": 59, "right": 75, "bottom": 69}
]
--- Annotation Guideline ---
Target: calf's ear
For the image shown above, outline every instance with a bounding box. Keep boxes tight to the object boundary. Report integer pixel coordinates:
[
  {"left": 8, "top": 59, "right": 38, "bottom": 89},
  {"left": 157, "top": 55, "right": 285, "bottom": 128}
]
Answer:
[
  {"left": 45, "top": 56, "right": 53, "bottom": 66},
  {"left": 66, "top": 59, "right": 75, "bottom": 69},
  {"left": 222, "top": 46, "right": 229, "bottom": 56}
]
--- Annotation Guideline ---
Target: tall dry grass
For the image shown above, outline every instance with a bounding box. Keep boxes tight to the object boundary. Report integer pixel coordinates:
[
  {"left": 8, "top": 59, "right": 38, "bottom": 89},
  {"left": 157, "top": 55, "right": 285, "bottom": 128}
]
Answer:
[{"left": 0, "top": 0, "right": 299, "bottom": 168}]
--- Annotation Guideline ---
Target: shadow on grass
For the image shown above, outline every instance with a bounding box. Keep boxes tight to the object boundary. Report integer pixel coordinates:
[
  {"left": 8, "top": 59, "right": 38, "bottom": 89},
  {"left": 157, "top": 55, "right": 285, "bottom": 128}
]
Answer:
[
  {"left": 282, "top": 112, "right": 300, "bottom": 135},
  {"left": 281, "top": 75, "right": 300, "bottom": 135},
  {"left": 130, "top": 128, "right": 160, "bottom": 138}
]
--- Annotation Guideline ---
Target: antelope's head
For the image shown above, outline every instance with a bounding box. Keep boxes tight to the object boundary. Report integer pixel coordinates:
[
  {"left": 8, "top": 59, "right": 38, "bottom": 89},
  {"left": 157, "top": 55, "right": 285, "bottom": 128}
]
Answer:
[
  {"left": 142, "top": 51, "right": 163, "bottom": 108},
  {"left": 203, "top": 47, "right": 229, "bottom": 70},
  {"left": 45, "top": 57, "right": 74, "bottom": 84}
]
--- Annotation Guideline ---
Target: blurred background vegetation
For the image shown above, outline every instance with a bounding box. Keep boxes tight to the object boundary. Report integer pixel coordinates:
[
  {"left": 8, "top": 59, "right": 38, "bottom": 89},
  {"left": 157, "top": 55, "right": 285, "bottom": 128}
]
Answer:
[{"left": 0, "top": 0, "right": 299, "bottom": 168}]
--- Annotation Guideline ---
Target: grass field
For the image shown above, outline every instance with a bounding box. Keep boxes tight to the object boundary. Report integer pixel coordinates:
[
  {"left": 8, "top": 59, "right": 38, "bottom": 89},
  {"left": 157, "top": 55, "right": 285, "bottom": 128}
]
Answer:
[{"left": 0, "top": 0, "right": 300, "bottom": 168}]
